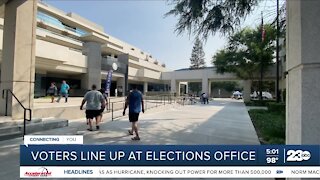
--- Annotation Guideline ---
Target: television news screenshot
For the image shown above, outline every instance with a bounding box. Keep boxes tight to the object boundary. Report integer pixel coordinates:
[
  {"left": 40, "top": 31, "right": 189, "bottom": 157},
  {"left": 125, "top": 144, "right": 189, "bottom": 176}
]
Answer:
[{"left": 0, "top": 0, "right": 319, "bottom": 179}]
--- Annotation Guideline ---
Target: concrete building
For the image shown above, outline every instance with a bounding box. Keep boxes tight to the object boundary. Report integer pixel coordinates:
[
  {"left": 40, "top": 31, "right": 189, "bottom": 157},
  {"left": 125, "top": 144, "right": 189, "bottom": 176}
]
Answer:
[
  {"left": 0, "top": 2, "right": 169, "bottom": 98},
  {"left": 0, "top": 0, "right": 280, "bottom": 119}
]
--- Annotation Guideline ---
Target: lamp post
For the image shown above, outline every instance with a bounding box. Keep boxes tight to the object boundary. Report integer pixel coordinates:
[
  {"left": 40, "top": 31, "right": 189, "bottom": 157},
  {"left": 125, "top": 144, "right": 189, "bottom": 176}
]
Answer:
[{"left": 276, "top": 0, "right": 280, "bottom": 102}]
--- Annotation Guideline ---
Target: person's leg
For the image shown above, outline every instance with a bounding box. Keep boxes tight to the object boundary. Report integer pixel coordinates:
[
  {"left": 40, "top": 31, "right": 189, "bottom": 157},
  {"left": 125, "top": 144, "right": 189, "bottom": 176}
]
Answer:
[
  {"left": 56, "top": 94, "right": 61, "bottom": 102},
  {"left": 132, "top": 121, "right": 139, "bottom": 140},
  {"left": 87, "top": 118, "right": 93, "bottom": 131},
  {"left": 86, "top": 110, "right": 94, "bottom": 131},
  {"left": 95, "top": 114, "right": 101, "bottom": 130},
  {"left": 131, "top": 113, "right": 140, "bottom": 140},
  {"left": 99, "top": 108, "right": 104, "bottom": 122},
  {"left": 65, "top": 93, "right": 68, "bottom": 103},
  {"left": 51, "top": 95, "right": 54, "bottom": 103},
  {"left": 128, "top": 113, "right": 134, "bottom": 135}
]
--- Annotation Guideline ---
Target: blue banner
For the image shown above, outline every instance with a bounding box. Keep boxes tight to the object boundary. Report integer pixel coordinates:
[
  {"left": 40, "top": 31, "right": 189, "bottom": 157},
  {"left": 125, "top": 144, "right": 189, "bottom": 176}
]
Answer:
[
  {"left": 20, "top": 145, "right": 320, "bottom": 166},
  {"left": 105, "top": 70, "right": 113, "bottom": 95}
]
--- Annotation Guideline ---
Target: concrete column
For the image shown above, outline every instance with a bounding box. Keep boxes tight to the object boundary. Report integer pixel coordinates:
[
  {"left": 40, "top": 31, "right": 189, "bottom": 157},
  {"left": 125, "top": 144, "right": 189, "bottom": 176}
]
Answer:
[
  {"left": 118, "top": 54, "right": 129, "bottom": 95},
  {"left": 116, "top": 77, "right": 125, "bottom": 97},
  {"left": 143, "top": 82, "right": 148, "bottom": 95},
  {"left": 286, "top": 0, "right": 320, "bottom": 145},
  {"left": 177, "top": 82, "right": 181, "bottom": 96},
  {"left": 201, "top": 78, "right": 209, "bottom": 94},
  {"left": 208, "top": 81, "right": 212, "bottom": 97},
  {"left": 243, "top": 80, "right": 252, "bottom": 102},
  {"left": 81, "top": 42, "right": 102, "bottom": 90},
  {"left": 170, "top": 79, "right": 176, "bottom": 95},
  {"left": 0, "top": 0, "right": 37, "bottom": 119}
]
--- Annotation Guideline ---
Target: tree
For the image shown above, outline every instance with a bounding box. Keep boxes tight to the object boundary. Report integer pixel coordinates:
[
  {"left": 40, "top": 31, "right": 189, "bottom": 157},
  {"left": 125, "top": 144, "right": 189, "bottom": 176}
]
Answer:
[
  {"left": 166, "top": 0, "right": 260, "bottom": 39},
  {"left": 190, "top": 37, "right": 206, "bottom": 69},
  {"left": 188, "top": 82, "right": 201, "bottom": 95},
  {"left": 212, "top": 24, "right": 276, "bottom": 97}
]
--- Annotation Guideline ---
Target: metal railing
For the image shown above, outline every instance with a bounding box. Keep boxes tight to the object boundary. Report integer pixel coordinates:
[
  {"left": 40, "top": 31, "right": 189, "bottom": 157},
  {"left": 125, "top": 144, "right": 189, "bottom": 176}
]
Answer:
[
  {"left": 2, "top": 89, "right": 32, "bottom": 138},
  {"left": 109, "top": 94, "right": 176, "bottom": 121},
  {"left": 110, "top": 100, "right": 126, "bottom": 121}
]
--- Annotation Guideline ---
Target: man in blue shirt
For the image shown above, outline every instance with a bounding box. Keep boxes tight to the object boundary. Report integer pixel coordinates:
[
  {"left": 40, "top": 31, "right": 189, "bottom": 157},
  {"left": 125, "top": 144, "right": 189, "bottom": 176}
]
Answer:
[
  {"left": 123, "top": 85, "right": 144, "bottom": 141},
  {"left": 56, "top": 80, "right": 70, "bottom": 103}
]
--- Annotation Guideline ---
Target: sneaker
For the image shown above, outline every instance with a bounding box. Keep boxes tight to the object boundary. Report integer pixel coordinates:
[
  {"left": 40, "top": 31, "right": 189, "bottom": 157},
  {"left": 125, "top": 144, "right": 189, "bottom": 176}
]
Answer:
[{"left": 131, "top": 136, "right": 140, "bottom": 141}]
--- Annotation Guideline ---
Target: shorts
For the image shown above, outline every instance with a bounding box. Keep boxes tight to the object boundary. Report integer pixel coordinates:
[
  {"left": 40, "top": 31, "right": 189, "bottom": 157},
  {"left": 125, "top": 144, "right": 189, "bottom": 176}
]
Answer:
[
  {"left": 85, "top": 110, "right": 101, "bottom": 119},
  {"left": 129, "top": 112, "right": 140, "bottom": 122},
  {"left": 48, "top": 93, "right": 55, "bottom": 96}
]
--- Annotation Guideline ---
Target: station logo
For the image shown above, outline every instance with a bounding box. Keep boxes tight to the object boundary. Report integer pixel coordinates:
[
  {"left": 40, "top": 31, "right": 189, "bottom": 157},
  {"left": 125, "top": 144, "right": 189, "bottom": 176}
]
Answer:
[
  {"left": 24, "top": 167, "right": 52, "bottom": 177},
  {"left": 286, "top": 150, "right": 311, "bottom": 162}
]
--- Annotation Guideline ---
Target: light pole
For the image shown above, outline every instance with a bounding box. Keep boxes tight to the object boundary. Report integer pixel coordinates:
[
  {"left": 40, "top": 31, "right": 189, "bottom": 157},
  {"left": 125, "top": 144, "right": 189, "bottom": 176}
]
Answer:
[{"left": 276, "top": 0, "right": 280, "bottom": 102}]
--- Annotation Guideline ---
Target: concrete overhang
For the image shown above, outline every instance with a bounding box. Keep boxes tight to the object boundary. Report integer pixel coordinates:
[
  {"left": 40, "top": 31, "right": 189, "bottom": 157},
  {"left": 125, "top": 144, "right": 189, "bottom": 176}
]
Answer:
[
  {"left": 38, "top": 3, "right": 108, "bottom": 38},
  {"left": 80, "top": 32, "right": 108, "bottom": 44},
  {"left": 102, "top": 44, "right": 124, "bottom": 55}
]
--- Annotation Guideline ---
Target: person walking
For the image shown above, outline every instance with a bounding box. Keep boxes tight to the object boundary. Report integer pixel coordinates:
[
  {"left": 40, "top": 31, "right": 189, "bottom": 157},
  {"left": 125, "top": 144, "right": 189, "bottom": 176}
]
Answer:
[
  {"left": 56, "top": 80, "right": 70, "bottom": 103},
  {"left": 47, "top": 82, "right": 57, "bottom": 103},
  {"left": 80, "top": 84, "right": 106, "bottom": 131},
  {"left": 123, "top": 85, "right": 144, "bottom": 141}
]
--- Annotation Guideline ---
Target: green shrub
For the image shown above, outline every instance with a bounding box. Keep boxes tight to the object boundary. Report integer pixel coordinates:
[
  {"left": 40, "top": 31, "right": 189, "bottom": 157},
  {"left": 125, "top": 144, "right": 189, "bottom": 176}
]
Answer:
[
  {"left": 245, "top": 100, "right": 276, "bottom": 106},
  {"left": 267, "top": 102, "right": 286, "bottom": 113},
  {"left": 249, "top": 109, "right": 285, "bottom": 144}
]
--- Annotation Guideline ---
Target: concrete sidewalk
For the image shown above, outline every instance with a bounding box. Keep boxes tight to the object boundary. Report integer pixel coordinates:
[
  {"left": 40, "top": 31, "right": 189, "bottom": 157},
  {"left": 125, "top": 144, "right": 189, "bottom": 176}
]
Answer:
[
  {"left": 0, "top": 98, "right": 261, "bottom": 180},
  {"left": 32, "top": 98, "right": 260, "bottom": 145}
]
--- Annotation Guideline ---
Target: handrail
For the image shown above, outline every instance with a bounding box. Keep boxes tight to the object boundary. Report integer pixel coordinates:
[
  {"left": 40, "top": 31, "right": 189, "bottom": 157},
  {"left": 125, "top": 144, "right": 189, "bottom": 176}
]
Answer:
[
  {"left": 109, "top": 94, "right": 176, "bottom": 121},
  {"left": 2, "top": 89, "right": 32, "bottom": 138}
]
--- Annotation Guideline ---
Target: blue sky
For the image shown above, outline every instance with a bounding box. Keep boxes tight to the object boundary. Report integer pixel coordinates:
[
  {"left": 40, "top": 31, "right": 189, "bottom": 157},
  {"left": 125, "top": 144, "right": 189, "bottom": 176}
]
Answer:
[{"left": 43, "top": 0, "right": 280, "bottom": 70}]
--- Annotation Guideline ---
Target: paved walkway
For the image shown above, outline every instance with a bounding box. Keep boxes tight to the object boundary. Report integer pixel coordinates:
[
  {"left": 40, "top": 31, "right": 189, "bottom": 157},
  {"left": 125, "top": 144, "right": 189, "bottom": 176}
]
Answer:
[{"left": 0, "top": 98, "right": 263, "bottom": 180}]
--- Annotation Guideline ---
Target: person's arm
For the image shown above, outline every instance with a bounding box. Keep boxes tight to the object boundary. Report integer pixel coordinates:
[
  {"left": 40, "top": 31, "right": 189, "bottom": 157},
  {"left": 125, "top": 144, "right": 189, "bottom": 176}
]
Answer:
[
  {"left": 80, "top": 93, "right": 87, "bottom": 110},
  {"left": 141, "top": 95, "right": 144, "bottom": 113},
  {"left": 123, "top": 94, "right": 130, "bottom": 115},
  {"left": 80, "top": 99, "right": 86, "bottom": 110}
]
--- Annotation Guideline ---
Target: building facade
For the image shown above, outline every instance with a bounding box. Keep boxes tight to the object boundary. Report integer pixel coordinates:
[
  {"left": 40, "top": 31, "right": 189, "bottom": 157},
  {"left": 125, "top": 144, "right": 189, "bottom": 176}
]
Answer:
[
  {"left": 0, "top": 2, "right": 169, "bottom": 98},
  {"left": 0, "top": 0, "right": 279, "bottom": 119}
]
